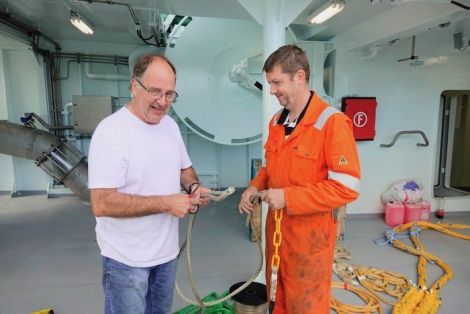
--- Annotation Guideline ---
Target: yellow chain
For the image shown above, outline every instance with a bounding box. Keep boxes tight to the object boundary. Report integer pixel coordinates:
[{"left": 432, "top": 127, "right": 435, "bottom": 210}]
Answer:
[
  {"left": 271, "top": 209, "right": 283, "bottom": 268},
  {"left": 270, "top": 208, "right": 283, "bottom": 303}
]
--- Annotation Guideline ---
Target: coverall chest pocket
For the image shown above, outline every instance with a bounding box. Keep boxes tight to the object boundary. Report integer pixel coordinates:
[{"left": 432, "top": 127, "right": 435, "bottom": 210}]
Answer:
[
  {"left": 264, "top": 143, "right": 278, "bottom": 173},
  {"left": 289, "top": 139, "right": 321, "bottom": 184}
]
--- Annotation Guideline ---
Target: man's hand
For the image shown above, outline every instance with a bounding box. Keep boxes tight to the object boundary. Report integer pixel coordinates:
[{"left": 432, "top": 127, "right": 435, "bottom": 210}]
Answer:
[
  {"left": 166, "top": 194, "right": 201, "bottom": 218},
  {"left": 261, "top": 188, "right": 285, "bottom": 210},
  {"left": 239, "top": 186, "right": 259, "bottom": 214},
  {"left": 192, "top": 185, "right": 211, "bottom": 208}
]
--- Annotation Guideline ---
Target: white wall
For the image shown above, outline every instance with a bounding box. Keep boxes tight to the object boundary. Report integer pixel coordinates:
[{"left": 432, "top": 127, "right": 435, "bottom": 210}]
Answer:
[
  {"left": 0, "top": 51, "right": 14, "bottom": 191},
  {"left": 335, "top": 27, "right": 470, "bottom": 214},
  {"left": 2, "top": 49, "right": 50, "bottom": 191}
]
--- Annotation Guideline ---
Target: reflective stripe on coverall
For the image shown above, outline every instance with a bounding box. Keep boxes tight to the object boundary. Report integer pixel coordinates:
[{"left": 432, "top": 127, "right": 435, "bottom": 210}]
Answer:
[{"left": 250, "top": 93, "right": 361, "bottom": 314}]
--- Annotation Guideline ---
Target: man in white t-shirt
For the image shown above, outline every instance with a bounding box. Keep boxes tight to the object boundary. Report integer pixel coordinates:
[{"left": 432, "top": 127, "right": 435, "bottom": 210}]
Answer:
[{"left": 88, "top": 54, "right": 210, "bottom": 314}]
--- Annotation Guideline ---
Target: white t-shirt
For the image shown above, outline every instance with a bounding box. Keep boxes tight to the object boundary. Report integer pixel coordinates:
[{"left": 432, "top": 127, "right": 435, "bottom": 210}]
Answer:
[{"left": 88, "top": 107, "right": 192, "bottom": 267}]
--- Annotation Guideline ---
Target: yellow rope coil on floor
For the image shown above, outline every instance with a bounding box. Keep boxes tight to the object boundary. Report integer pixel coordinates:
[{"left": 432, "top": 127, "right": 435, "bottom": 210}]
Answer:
[
  {"left": 355, "top": 266, "right": 410, "bottom": 305},
  {"left": 333, "top": 245, "right": 411, "bottom": 307},
  {"left": 333, "top": 261, "right": 411, "bottom": 306},
  {"left": 333, "top": 222, "right": 470, "bottom": 314},
  {"left": 331, "top": 281, "right": 382, "bottom": 314},
  {"left": 389, "top": 221, "right": 470, "bottom": 314},
  {"left": 333, "top": 261, "right": 358, "bottom": 286}
]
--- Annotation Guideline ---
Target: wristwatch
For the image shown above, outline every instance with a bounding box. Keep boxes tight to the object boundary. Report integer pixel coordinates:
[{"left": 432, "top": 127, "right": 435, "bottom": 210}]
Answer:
[{"left": 188, "top": 181, "right": 201, "bottom": 194}]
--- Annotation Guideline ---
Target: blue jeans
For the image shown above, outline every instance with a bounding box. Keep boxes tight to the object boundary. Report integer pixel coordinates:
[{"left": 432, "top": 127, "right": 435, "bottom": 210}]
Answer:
[{"left": 102, "top": 256, "right": 177, "bottom": 314}]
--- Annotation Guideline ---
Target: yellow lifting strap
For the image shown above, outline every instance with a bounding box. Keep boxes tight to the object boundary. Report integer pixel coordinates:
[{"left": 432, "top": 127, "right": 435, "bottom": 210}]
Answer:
[{"left": 389, "top": 222, "right": 470, "bottom": 314}]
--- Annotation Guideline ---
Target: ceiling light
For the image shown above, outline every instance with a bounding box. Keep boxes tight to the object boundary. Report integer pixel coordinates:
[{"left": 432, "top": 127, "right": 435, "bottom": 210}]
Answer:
[
  {"left": 69, "top": 10, "right": 94, "bottom": 35},
  {"left": 307, "top": 0, "right": 345, "bottom": 25}
]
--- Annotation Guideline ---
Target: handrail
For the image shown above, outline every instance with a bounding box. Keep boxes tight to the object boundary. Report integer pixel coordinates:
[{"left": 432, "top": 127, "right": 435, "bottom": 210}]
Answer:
[{"left": 380, "top": 130, "right": 429, "bottom": 148}]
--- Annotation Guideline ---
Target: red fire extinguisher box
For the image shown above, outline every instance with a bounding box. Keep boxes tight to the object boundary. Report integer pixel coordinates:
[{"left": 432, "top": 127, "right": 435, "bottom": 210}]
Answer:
[{"left": 341, "top": 97, "right": 377, "bottom": 141}]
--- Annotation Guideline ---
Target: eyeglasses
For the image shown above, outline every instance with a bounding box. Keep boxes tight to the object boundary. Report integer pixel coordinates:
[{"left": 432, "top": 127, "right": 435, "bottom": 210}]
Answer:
[{"left": 135, "top": 78, "right": 178, "bottom": 103}]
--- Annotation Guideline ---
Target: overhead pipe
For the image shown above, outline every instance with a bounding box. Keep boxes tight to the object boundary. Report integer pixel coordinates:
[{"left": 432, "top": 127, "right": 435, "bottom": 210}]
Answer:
[
  {"left": 0, "top": 120, "right": 90, "bottom": 202},
  {"left": 53, "top": 57, "right": 129, "bottom": 81},
  {"left": 84, "top": 62, "right": 129, "bottom": 81}
]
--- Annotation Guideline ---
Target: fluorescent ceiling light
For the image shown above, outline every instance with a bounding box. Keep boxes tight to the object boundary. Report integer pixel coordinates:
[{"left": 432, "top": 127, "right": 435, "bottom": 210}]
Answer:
[
  {"left": 307, "top": 0, "right": 345, "bottom": 24},
  {"left": 69, "top": 10, "right": 94, "bottom": 35}
]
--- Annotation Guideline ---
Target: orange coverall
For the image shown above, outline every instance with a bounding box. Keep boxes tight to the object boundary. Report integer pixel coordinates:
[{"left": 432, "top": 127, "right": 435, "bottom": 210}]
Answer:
[{"left": 250, "top": 93, "right": 361, "bottom": 313}]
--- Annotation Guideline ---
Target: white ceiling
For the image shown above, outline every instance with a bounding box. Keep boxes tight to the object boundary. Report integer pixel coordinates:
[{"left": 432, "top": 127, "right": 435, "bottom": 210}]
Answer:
[{"left": 0, "top": 0, "right": 469, "bottom": 51}]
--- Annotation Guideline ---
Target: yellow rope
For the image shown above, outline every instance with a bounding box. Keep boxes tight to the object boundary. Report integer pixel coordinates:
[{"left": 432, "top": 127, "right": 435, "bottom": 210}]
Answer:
[
  {"left": 331, "top": 281, "right": 382, "bottom": 314},
  {"left": 333, "top": 261, "right": 358, "bottom": 286},
  {"left": 392, "top": 286, "right": 425, "bottom": 313},
  {"left": 355, "top": 266, "right": 410, "bottom": 305},
  {"left": 333, "top": 261, "right": 411, "bottom": 306},
  {"left": 414, "top": 288, "right": 441, "bottom": 314},
  {"left": 394, "top": 222, "right": 470, "bottom": 241},
  {"left": 333, "top": 245, "right": 411, "bottom": 307},
  {"left": 332, "top": 222, "right": 470, "bottom": 313},
  {"left": 390, "top": 222, "right": 470, "bottom": 314}
]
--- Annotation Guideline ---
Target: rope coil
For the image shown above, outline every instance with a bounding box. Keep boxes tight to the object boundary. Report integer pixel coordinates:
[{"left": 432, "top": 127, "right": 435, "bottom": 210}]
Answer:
[
  {"left": 175, "top": 188, "right": 264, "bottom": 311},
  {"left": 233, "top": 302, "right": 267, "bottom": 314},
  {"left": 331, "top": 281, "right": 382, "bottom": 314},
  {"left": 389, "top": 222, "right": 470, "bottom": 313}
]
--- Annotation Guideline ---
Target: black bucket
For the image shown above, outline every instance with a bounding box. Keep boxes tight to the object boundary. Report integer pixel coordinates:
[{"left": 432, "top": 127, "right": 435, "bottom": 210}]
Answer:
[{"left": 230, "top": 281, "right": 268, "bottom": 314}]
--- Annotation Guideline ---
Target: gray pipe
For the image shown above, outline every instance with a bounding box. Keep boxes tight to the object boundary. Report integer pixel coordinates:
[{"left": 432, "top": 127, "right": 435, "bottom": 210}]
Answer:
[{"left": 0, "top": 120, "right": 90, "bottom": 202}]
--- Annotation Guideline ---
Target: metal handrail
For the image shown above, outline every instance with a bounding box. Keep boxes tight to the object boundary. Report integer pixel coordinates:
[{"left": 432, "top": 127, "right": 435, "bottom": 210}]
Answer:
[{"left": 380, "top": 130, "right": 429, "bottom": 148}]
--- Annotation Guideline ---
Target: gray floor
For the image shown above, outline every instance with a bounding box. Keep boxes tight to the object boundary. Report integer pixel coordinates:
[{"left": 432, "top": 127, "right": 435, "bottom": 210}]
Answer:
[{"left": 0, "top": 192, "right": 469, "bottom": 314}]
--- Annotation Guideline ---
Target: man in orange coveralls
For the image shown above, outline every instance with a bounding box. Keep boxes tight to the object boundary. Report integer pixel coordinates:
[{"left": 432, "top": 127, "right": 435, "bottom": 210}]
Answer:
[{"left": 239, "top": 45, "right": 361, "bottom": 314}]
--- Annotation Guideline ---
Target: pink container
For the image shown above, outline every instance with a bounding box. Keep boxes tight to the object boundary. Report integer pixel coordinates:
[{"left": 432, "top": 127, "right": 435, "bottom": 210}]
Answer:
[
  {"left": 404, "top": 201, "right": 430, "bottom": 223},
  {"left": 385, "top": 201, "right": 405, "bottom": 227},
  {"left": 419, "top": 201, "right": 430, "bottom": 221}
]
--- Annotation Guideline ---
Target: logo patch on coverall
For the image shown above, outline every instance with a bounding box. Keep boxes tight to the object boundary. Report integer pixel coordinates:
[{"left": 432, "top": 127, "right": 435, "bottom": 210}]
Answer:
[{"left": 339, "top": 155, "right": 348, "bottom": 165}]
